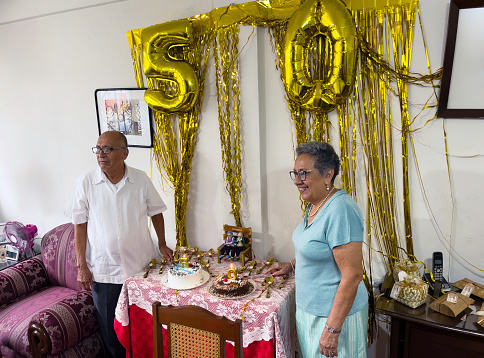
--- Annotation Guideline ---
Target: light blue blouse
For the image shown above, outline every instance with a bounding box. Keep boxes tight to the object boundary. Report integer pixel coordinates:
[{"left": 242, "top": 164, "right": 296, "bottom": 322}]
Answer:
[{"left": 293, "top": 189, "right": 367, "bottom": 316}]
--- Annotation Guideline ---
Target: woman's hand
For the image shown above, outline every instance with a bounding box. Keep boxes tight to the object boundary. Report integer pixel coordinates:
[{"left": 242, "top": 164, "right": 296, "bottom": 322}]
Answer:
[
  {"left": 319, "top": 328, "right": 340, "bottom": 357},
  {"left": 264, "top": 261, "right": 293, "bottom": 276}
]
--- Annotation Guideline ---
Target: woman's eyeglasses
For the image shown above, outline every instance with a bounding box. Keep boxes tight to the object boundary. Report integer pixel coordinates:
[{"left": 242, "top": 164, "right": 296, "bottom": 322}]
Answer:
[{"left": 289, "top": 170, "right": 313, "bottom": 181}]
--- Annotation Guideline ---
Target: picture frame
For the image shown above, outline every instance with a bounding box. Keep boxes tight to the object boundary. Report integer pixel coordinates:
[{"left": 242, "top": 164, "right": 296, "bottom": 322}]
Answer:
[
  {"left": 4, "top": 244, "right": 19, "bottom": 261},
  {"left": 95, "top": 88, "right": 154, "bottom": 147},
  {"left": 438, "top": 0, "right": 484, "bottom": 118}
]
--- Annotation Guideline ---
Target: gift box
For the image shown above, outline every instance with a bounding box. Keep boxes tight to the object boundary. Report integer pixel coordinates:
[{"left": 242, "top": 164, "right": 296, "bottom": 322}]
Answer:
[
  {"left": 428, "top": 292, "right": 474, "bottom": 317},
  {"left": 392, "top": 259, "right": 422, "bottom": 282},
  {"left": 452, "top": 278, "right": 484, "bottom": 300},
  {"left": 390, "top": 276, "right": 428, "bottom": 308},
  {"left": 478, "top": 316, "right": 484, "bottom": 329}
]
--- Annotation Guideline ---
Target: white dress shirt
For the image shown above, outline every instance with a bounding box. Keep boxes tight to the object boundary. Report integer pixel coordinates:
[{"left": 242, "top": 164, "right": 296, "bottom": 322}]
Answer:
[{"left": 66, "top": 164, "right": 167, "bottom": 284}]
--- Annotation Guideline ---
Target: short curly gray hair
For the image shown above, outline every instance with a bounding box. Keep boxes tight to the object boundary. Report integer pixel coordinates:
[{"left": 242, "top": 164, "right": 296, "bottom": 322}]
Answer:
[{"left": 295, "top": 141, "right": 340, "bottom": 183}]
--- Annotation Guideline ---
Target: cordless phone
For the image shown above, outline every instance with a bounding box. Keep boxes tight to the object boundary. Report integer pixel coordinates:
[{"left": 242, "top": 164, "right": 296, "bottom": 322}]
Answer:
[{"left": 431, "top": 252, "right": 451, "bottom": 292}]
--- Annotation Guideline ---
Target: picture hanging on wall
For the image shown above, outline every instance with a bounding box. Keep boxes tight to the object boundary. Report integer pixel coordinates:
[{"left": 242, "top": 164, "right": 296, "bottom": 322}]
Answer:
[
  {"left": 438, "top": 0, "right": 484, "bottom": 118},
  {"left": 95, "top": 88, "right": 153, "bottom": 147}
]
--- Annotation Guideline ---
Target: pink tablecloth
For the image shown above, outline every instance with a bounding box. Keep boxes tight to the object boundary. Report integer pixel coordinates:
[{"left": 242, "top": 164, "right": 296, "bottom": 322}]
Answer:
[{"left": 114, "top": 259, "right": 296, "bottom": 358}]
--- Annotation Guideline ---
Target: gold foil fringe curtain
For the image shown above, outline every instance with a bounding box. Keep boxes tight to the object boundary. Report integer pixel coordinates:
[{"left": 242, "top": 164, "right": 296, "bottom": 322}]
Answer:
[
  {"left": 214, "top": 24, "right": 243, "bottom": 227},
  {"left": 126, "top": 0, "right": 442, "bottom": 340},
  {"left": 129, "top": 27, "right": 213, "bottom": 247}
]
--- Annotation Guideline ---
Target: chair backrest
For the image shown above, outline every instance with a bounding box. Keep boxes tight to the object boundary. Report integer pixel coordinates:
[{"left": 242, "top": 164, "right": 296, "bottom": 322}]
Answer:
[
  {"left": 41, "top": 223, "right": 81, "bottom": 290},
  {"left": 223, "top": 224, "right": 251, "bottom": 247},
  {"left": 153, "top": 303, "right": 243, "bottom": 358}
]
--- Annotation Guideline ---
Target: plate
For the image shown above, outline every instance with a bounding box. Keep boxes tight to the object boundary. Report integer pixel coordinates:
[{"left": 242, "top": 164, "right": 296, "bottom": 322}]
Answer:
[
  {"left": 208, "top": 280, "right": 256, "bottom": 300},
  {"left": 160, "top": 270, "right": 211, "bottom": 290}
]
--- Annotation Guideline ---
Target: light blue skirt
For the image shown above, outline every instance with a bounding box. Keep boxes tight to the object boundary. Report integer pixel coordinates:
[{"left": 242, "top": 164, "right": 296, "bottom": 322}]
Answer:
[{"left": 296, "top": 303, "right": 368, "bottom": 358}]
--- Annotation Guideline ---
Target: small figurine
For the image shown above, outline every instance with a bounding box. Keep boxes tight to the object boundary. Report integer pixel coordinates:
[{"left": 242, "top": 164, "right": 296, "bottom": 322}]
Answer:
[
  {"left": 229, "top": 232, "right": 245, "bottom": 261},
  {"left": 219, "top": 231, "right": 235, "bottom": 259}
]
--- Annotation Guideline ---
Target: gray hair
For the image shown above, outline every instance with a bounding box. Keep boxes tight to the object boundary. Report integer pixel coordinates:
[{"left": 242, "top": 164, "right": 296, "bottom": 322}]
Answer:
[{"left": 296, "top": 141, "right": 340, "bottom": 183}]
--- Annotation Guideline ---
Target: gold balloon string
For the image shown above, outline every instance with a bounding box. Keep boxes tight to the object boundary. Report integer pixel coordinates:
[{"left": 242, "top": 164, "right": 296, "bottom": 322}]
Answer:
[
  {"left": 362, "top": 241, "right": 438, "bottom": 282},
  {"left": 353, "top": 7, "right": 406, "bottom": 270},
  {"left": 213, "top": 24, "right": 243, "bottom": 226},
  {"left": 390, "top": 3, "right": 417, "bottom": 258},
  {"left": 337, "top": 100, "right": 357, "bottom": 197},
  {"left": 356, "top": 29, "right": 442, "bottom": 88},
  {"left": 409, "top": 3, "right": 441, "bottom": 130},
  {"left": 410, "top": 133, "right": 484, "bottom": 159}
]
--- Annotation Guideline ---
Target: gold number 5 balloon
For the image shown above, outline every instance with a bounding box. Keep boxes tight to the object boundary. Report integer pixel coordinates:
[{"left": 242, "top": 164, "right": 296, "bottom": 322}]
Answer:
[
  {"left": 283, "top": 0, "right": 357, "bottom": 112},
  {"left": 141, "top": 20, "right": 199, "bottom": 113}
]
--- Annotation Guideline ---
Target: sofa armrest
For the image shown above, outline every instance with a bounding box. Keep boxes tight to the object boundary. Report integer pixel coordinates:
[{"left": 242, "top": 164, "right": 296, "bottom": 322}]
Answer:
[
  {"left": 28, "top": 290, "right": 99, "bottom": 356},
  {"left": 0, "top": 256, "right": 49, "bottom": 307},
  {"left": 28, "top": 322, "right": 52, "bottom": 358}
]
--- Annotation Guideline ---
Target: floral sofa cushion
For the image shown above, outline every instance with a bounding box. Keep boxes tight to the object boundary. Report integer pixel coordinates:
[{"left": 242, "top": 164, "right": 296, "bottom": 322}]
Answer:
[
  {"left": 0, "top": 256, "right": 49, "bottom": 308},
  {"left": 41, "top": 223, "right": 80, "bottom": 291},
  {"left": 0, "top": 286, "right": 101, "bottom": 358},
  {"left": 0, "top": 286, "right": 74, "bottom": 357}
]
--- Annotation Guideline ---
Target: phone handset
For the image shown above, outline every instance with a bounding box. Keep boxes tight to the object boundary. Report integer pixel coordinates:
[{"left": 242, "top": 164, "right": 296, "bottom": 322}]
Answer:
[{"left": 432, "top": 252, "right": 451, "bottom": 292}]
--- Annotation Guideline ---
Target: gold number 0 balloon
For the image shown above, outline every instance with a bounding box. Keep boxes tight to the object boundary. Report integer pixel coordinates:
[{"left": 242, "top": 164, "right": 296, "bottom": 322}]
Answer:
[
  {"left": 141, "top": 20, "right": 199, "bottom": 113},
  {"left": 283, "top": 0, "right": 357, "bottom": 112}
]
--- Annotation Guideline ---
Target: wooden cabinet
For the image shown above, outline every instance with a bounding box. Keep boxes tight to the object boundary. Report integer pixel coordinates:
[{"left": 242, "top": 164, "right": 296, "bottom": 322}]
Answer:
[{"left": 376, "top": 296, "right": 484, "bottom": 358}]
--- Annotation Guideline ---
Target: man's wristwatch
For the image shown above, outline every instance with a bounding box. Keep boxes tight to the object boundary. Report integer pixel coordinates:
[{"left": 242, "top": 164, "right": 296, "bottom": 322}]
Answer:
[{"left": 325, "top": 323, "right": 341, "bottom": 334}]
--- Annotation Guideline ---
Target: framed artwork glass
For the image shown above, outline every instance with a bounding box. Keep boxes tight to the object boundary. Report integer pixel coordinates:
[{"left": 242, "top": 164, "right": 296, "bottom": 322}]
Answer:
[
  {"left": 438, "top": 0, "right": 484, "bottom": 118},
  {"left": 95, "top": 88, "right": 154, "bottom": 147}
]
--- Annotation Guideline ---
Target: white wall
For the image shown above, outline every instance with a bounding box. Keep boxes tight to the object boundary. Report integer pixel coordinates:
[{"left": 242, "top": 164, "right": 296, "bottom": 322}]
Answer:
[{"left": 2, "top": 0, "right": 484, "bottom": 355}]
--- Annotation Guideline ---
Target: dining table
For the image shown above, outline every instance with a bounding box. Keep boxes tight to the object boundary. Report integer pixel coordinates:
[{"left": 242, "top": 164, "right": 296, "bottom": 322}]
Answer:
[{"left": 114, "top": 256, "right": 296, "bottom": 358}]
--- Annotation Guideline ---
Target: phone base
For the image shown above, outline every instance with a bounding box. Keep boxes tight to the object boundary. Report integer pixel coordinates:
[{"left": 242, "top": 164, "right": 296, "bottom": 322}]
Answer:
[{"left": 423, "top": 272, "right": 451, "bottom": 297}]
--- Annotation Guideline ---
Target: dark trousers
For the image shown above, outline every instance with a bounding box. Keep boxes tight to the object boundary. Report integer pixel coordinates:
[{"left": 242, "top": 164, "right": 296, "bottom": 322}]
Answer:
[{"left": 92, "top": 282, "right": 126, "bottom": 358}]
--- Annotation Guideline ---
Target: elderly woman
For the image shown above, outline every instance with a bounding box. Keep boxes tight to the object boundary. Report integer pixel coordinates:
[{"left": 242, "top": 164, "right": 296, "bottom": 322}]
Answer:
[{"left": 266, "top": 141, "right": 368, "bottom": 358}]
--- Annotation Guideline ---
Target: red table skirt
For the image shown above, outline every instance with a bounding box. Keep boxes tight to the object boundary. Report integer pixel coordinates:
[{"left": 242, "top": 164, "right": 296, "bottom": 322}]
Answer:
[{"left": 115, "top": 304, "right": 275, "bottom": 358}]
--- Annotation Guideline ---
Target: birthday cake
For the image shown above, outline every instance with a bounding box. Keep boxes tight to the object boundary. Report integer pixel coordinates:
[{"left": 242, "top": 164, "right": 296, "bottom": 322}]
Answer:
[
  {"left": 167, "top": 262, "right": 204, "bottom": 289},
  {"left": 212, "top": 274, "right": 251, "bottom": 297}
]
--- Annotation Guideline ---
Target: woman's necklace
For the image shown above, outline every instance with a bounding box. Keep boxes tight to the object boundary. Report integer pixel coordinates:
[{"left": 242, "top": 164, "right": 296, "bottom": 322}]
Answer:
[{"left": 308, "top": 187, "right": 336, "bottom": 217}]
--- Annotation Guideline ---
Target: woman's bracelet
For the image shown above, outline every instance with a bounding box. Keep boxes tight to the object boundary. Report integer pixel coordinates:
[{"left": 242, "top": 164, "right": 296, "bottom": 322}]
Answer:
[
  {"left": 289, "top": 260, "right": 295, "bottom": 273},
  {"left": 325, "top": 323, "right": 341, "bottom": 334}
]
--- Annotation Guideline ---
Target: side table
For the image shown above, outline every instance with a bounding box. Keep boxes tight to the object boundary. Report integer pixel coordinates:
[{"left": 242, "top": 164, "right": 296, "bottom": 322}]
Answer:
[{"left": 376, "top": 295, "right": 484, "bottom": 358}]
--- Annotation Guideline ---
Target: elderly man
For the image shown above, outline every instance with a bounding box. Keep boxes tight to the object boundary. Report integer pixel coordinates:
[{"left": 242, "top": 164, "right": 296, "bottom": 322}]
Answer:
[{"left": 66, "top": 130, "right": 173, "bottom": 357}]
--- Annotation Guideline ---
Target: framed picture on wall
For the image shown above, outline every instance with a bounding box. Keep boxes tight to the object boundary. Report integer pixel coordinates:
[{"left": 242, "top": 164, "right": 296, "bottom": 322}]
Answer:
[
  {"left": 95, "top": 88, "right": 154, "bottom": 147},
  {"left": 438, "top": 0, "right": 484, "bottom": 118}
]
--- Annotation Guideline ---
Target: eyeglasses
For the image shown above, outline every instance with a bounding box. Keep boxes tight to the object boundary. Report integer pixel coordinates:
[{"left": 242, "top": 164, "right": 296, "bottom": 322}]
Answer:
[
  {"left": 289, "top": 170, "right": 313, "bottom": 181},
  {"left": 92, "top": 146, "right": 126, "bottom": 154}
]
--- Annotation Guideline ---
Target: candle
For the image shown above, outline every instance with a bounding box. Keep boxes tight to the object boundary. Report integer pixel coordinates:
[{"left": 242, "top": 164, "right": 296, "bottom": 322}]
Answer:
[
  {"left": 227, "top": 263, "right": 237, "bottom": 280},
  {"left": 180, "top": 254, "right": 189, "bottom": 268}
]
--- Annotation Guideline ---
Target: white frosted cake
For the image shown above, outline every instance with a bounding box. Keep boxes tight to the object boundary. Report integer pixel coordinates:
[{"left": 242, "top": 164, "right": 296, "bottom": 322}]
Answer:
[{"left": 167, "top": 262, "right": 204, "bottom": 289}]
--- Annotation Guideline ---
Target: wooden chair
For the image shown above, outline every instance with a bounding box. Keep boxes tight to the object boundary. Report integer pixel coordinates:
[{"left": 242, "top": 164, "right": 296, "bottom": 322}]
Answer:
[
  {"left": 217, "top": 225, "right": 252, "bottom": 267},
  {"left": 153, "top": 302, "right": 243, "bottom": 358}
]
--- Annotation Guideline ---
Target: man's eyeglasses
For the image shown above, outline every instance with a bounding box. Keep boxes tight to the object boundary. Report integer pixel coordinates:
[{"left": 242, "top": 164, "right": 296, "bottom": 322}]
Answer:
[
  {"left": 289, "top": 170, "right": 313, "bottom": 181},
  {"left": 92, "top": 146, "right": 126, "bottom": 154}
]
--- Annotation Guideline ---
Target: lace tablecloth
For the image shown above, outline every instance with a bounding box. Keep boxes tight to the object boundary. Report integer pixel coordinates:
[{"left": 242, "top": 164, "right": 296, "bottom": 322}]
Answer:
[{"left": 115, "top": 258, "right": 296, "bottom": 358}]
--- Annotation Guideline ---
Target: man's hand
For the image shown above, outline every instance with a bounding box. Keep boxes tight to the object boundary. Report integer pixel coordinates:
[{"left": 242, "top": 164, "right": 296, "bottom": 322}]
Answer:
[
  {"left": 159, "top": 243, "right": 173, "bottom": 263},
  {"left": 77, "top": 265, "right": 93, "bottom": 291}
]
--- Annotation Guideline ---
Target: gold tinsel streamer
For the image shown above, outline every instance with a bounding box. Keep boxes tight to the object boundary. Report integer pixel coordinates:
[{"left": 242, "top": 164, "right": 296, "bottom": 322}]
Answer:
[
  {"left": 213, "top": 24, "right": 243, "bottom": 227},
  {"left": 149, "top": 29, "right": 213, "bottom": 247}
]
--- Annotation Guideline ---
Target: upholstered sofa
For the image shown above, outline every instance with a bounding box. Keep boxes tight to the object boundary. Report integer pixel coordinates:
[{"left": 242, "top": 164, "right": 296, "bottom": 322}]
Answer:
[{"left": 0, "top": 223, "right": 105, "bottom": 358}]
